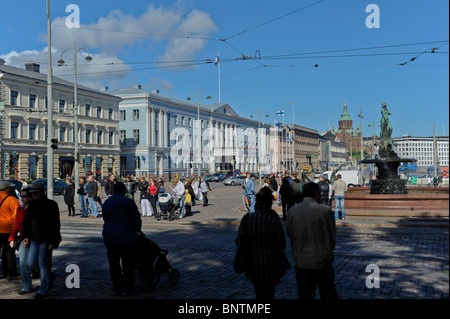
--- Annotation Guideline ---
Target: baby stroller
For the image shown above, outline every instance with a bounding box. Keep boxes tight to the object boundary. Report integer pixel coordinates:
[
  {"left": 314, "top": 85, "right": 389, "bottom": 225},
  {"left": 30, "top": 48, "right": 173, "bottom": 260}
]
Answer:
[
  {"left": 135, "top": 231, "right": 180, "bottom": 289},
  {"left": 156, "top": 193, "right": 180, "bottom": 221}
]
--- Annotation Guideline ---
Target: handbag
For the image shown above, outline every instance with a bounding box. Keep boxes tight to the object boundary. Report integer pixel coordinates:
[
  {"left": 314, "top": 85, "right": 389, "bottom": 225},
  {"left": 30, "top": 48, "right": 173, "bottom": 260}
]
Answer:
[
  {"left": 13, "top": 236, "right": 22, "bottom": 251},
  {"left": 233, "top": 214, "right": 251, "bottom": 274}
]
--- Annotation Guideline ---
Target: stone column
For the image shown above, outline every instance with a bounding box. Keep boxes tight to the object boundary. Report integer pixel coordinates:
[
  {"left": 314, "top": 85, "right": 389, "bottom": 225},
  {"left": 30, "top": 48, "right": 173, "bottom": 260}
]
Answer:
[
  {"left": 163, "top": 110, "right": 168, "bottom": 148},
  {"left": 151, "top": 108, "right": 155, "bottom": 146}
]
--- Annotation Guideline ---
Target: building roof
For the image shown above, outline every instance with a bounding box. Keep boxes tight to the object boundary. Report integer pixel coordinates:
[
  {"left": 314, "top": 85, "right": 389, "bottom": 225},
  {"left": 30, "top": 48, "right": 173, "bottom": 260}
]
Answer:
[{"left": 339, "top": 104, "right": 352, "bottom": 122}]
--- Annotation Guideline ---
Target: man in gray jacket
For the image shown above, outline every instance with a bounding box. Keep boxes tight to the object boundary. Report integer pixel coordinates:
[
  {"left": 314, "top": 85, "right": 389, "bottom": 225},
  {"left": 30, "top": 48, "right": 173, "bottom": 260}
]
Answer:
[
  {"left": 286, "top": 182, "right": 338, "bottom": 299},
  {"left": 87, "top": 175, "right": 99, "bottom": 218}
]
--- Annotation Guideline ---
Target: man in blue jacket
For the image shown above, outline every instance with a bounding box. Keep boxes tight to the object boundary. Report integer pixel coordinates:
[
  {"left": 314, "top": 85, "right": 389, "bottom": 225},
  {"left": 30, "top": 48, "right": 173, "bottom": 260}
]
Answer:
[
  {"left": 102, "top": 182, "right": 142, "bottom": 296},
  {"left": 245, "top": 173, "right": 257, "bottom": 213}
]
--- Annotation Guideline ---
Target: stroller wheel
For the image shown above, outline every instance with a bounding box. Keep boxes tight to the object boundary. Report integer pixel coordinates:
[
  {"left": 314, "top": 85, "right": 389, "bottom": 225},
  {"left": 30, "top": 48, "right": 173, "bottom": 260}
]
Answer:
[
  {"left": 156, "top": 213, "right": 161, "bottom": 221},
  {"left": 169, "top": 269, "right": 180, "bottom": 285},
  {"left": 151, "top": 275, "right": 161, "bottom": 289}
]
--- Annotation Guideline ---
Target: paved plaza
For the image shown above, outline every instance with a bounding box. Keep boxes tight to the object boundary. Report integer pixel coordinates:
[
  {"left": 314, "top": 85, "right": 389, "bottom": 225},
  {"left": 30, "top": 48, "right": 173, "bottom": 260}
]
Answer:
[{"left": 0, "top": 182, "right": 448, "bottom": 304}]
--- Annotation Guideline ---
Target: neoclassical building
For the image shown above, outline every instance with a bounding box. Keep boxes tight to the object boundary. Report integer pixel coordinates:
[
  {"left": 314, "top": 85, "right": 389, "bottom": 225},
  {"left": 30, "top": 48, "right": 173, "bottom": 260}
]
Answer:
[
  {"left": 0, "top": 60, "right": 121, "bottom": 180},
  {"left": 110, "top": 86, "right": 271, "bottom": 179}
]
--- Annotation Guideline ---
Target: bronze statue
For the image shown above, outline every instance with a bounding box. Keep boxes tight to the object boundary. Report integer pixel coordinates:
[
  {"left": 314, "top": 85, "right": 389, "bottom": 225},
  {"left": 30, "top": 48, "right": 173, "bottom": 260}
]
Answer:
[{"left": 378, "top": 102, "right": 398, "bottom": 158}]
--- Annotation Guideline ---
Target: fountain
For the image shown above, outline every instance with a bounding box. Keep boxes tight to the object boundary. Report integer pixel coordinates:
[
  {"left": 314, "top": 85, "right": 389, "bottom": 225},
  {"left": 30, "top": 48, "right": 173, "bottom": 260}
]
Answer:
[{"left": 360, "top": 103, "right": 416, "bottom": 194}]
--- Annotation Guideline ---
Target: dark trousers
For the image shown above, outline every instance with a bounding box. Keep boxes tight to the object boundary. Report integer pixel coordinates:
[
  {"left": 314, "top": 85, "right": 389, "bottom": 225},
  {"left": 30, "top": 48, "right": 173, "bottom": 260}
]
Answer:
[
  {"left": 251, "top": 278, "right": 280, "bottom": 300},
  {"left": 104, "top": 243, "right": 137, "bottom": 294},
  {"left": 202, "top": 192, "right": 208, "bottom": 206},
  {"left": 281, "top": 199, "right": 294, "bottom": 219},
  {"left": 67, "top": 205, "right": 75, "bottom": 216},
  {"left": 295, "top": 266, "right": 338, "bottom": 299},
  {"left": 0, "top": 233, "right": 18, "bottom": 277},
  {"left": 149, "top": 195, "right": 158, "bottom": 214}
]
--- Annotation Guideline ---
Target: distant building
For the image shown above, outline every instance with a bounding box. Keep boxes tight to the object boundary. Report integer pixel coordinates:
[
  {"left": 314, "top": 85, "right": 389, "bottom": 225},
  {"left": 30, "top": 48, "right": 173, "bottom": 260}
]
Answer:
[
  {"left": 318, "top": 131, "right": 347, "bottom": 171},
  {"left": 394, "top": 135, "right": 449, "bottom": 169},
  {"left": 0, "top": 60, "right": 121, "bottom": 180}
]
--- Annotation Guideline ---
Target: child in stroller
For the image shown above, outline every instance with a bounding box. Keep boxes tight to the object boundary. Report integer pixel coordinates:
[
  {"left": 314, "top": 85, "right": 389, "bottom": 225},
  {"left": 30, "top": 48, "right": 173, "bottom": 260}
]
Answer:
[
  {"left": 156, "top": 192, "right": 180, "bottom": 221},
  {"left": 135, "top": 231, "right": 180, "bottom": 289}
]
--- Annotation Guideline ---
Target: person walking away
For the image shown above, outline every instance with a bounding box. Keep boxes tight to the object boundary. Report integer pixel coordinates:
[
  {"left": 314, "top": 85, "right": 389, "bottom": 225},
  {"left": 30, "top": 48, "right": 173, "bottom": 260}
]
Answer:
[
  {"left": 332, "top": 174, "right": 348, "bottom": 220},
  {"left": 234, "top": 187, "right": 290, "bottom": 299},
  {"left": 22, "top": 183, "right": 61, "bottom": 299},
  {"left": 185, "top": 178, "right": 196, "bottom": 206},
  {"left": 138, "top": 177, "right": 151, "bottom": 217},
  {"left": 286, "top": 182, "right": 338, "bottom": 299},
  {"left": 8, "top": 188, "right": 37, "bottom": 294},
  {"left": 244, "top": 174, "right": 257, "bottom": 213},
  {"left": 269, "top": 174, "right": 278, "bottom": 193},
  {"left": 200, "top": 177, "right": 209, "bottom": 207},
  {"left": 102, "top": 182, "right": 142, "bottom": 296},
  {"left": 290, "top": 173, "right": 303, "bottom": 204},
  {"left": 77, "top": 176, "right": 89, "bottom": 217},
  {"left": 184, "top": 189, "right": 192, "bottom": 216},
  {"left": 64, "top": 178, "right": 75, "bottom": 216},
  {"left": 279, "top": 175, "right": 294, "bottom": 220},
  {"left": 170, "top": 178, "right": 186, "bottom": 217},
  {"left": 87, "top": 175, "right": 99, "bottom": 218},
  {"left": 317, "top": 175, "right": 330, "bottom": 205},
  {"left": 0, "top": 181, "right": 20, "bottom": 280},
  {"left": 148, "top": 178, "right": 159, "bottom": 217},
  {"left": 105, "top": 174, "right": 116, "bottom": 197}
]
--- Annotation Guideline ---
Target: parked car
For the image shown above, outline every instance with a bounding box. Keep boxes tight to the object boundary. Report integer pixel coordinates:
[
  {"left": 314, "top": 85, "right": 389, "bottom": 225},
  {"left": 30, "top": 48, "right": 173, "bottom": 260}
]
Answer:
[
  {"left": 223, "top": 175, "right": 247, "bottom": 186},
  {"left": 0, "top": 179, "right": 23, "bottom": 192},
  {"left": 32, "top": 178, "right": 67, "bottom": 195},
  {"left": 210, "top": 173, "right": 226, "bottom": 182}
]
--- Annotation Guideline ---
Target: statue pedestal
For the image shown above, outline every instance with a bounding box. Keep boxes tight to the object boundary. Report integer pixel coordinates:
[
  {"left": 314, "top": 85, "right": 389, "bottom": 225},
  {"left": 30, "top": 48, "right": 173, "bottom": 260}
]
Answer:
[{"left": 360, "top": 157, "right": 416, "bottom": 194}]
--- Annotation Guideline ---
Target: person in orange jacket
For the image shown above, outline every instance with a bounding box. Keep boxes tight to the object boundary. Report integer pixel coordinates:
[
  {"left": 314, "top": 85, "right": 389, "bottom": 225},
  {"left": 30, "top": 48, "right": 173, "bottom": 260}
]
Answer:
[{"left": 0, "top": 181, "right": 20, "bottom": 280}]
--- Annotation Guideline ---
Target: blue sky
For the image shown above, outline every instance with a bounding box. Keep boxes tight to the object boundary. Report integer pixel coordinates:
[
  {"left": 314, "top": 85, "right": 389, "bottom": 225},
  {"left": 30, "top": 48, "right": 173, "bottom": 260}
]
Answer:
[{"left": 1, "top": 0, "right": 448, "bottom": 138}]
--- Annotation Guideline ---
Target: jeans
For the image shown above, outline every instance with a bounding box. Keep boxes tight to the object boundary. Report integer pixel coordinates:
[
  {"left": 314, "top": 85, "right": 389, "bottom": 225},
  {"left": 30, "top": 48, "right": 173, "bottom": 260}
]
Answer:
[
  {"left": 295, "top": 266, "right": 338, "bottom": 299},
  {"left": 79, "top": 195, "right": 88, "bottom": 216},
  {"left": 88, "top": 197, "right": 98, "bottom": 217},
  {"left": 202, "top": 192, "right": 208, "bottom": 207},
  {"left": 248, "top": 194, "right": 256, "bottom": 213},
  {"left": 179, "top": 195, "right": 186, "bottom": 218},
  {"left": 334, "top": 195, "right": 345, "bottom": 219},
  {"left": 18, "top": 243, "right": 32, "bottom": 291},
  {"left": 27, "top": 241, "right": 53, "bottom": 296}
]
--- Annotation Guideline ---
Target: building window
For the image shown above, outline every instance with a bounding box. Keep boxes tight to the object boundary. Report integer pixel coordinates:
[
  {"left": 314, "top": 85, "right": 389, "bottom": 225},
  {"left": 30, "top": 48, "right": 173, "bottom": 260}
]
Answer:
[
  {"left": 133, "top": 109, "right": 139, "bottom": 120},
  {"left": 60, "top": 127, "right": 66, "bottom": 142},
  {"left": 108, "top": 108, "right": 113, "bottom": 120},
  {"left": 85, "top": 104, "right": 90, "bottom": 116},
  {"left": 97, "top": 106, "right": 102, "bottom": 118},
  {"left": 10, "top": 122, "right": 19, "bottom": 138},
  {"left": 109, "top": 132, "right": 114, "bottom": 145},
  {"left": 45, "top": 97, "right": 48, "bottom": 108},
  {"left": 29, "top": 124, "right": 36, "bottom": 140},
  {"left": 59, "top": 99, "right": 65, "bottom": 113},
  {"left": 133, "top": 130, "right": 140, "bottom": 145},
  {"left": 97, "top": 131, "right": 102, "bottom": 144},
  {"left": 29, "top": 94, "right": 36, "bottom": 108},
  {"left": 85, "top": 129, "right": 91, "bottom": 143},
  {"left": 120, "top": 130, "right": 126, "bottom": 145},
  {"left": 11, "top": 90, "right": 18, "bottom": 106},
  {"left": 120, "top": 110, "right": 126, "bottom": 121}
]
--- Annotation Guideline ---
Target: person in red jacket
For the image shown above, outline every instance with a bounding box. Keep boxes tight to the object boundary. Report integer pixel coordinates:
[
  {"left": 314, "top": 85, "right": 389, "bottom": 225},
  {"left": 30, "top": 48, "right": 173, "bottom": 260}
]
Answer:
[{"left": 0, "top": 181, "right": 20, "bottom": 280}]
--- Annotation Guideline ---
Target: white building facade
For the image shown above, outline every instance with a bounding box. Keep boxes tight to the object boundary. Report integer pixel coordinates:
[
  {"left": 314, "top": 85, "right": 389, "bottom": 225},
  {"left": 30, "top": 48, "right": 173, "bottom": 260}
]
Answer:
[
  {"left": 394, "top": 135, "right": 449, "bottom": 168},
  {"left": 111, "top": 86, "right": 271, "bottom": 179},
  {"left": 0, "top": 61, "right": 121, "bottom": 180}
]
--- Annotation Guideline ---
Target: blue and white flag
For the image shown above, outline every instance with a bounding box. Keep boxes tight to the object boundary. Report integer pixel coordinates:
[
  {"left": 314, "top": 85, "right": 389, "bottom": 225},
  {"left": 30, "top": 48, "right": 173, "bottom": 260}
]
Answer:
[
  {"left": 276, "top": 110, "right": 284, "bottom": 116},
  {"left": 214, "top": 51, "right": 220, "bottom": 66}
]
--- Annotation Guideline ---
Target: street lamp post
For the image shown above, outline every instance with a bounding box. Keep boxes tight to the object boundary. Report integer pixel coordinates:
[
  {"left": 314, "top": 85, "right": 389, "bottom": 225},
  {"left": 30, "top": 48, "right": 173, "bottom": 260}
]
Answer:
[
  {"left": 358, "top": 109, "right": 364, "bottom": 185},
  {"left": 57, "top": 42, "right": 92, "bottom": 191},
  {"left": 187, "top": 88, "right": 211, "bottom": 178},
  {"left": 250, "top": 107, "right": 268, "bottom": 185},
  {"left": 46, "top": 0, "right": 54, "bottom": 199}
]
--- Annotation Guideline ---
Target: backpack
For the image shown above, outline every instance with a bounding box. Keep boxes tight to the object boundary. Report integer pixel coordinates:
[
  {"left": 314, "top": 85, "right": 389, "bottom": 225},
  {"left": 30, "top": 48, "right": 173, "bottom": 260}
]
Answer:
[{"left": 291, "top": 180, "right": 302, "bottom": 195}]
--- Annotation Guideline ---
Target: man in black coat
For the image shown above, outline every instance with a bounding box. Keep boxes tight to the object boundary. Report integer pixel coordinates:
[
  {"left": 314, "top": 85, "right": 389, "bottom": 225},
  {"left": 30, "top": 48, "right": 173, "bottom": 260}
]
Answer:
[
  {"left": 105, "top": 174, "right": 116, "bottom": 197},
  {"left": 22, "top": 183, "right": 61, "bottom": 299}
]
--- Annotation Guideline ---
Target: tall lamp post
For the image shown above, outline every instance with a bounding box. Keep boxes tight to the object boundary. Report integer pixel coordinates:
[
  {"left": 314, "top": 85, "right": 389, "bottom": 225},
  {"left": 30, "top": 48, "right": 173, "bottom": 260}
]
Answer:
[
  {"left": 46, "top": 0, "right": 55, "bottom": 199},
  {"left": 250, "top": 107, "right": 268, "bottom": 185},
  {"left": 187, "top": 88, "right": 211, "bottom": 178},
  {"left": 57, "top": 42, "right": 92, "bottom": 191},
  {"left": 358, "top": 109, "right": 364, "bottom": 185}
]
